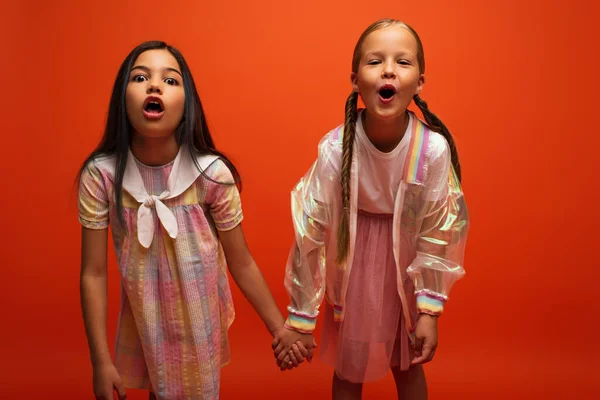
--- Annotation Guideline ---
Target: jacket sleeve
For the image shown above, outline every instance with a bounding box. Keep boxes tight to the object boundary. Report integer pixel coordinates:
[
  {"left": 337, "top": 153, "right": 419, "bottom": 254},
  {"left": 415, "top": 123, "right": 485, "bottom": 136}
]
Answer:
[
  {"left": 284, "top": 139, "right": 338, "bottom": 333},
  {"left": 407, "top": 139, "right": 469, "bottom": 316}
]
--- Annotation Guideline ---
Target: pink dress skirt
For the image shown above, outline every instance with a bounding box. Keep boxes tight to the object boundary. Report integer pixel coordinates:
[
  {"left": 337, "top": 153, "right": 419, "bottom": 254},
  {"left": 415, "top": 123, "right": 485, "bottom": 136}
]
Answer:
[{"left": 319, "top": 210, "right": 417, "bottom": 383}]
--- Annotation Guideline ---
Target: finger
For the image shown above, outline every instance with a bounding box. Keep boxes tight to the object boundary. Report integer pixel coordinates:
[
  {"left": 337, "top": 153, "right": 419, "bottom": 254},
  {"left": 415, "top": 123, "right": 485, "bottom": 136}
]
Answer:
[
  {"left": 293, "top": 343, "right": 307, "bottom": 360},
  {"left": 96, "top": 388, "right": 113, "bottom": 400},
  {"left": 273, "top": 342, "right": 285, "bottom": 358},
  {"left": 312, "top": 338, "right": 318, "bottom": 348},
  {"left": 292, "top": 343, "right": 305, "bottom": 361},
  {"left": 98, "top": 392, "right": 112, "bottom": 400},
  {"left": 288, "top": 350, "right": 300, "bottom": 367},
  {"left": 429, "top": 348, "right": 437, "bottom": 362},
  {"left": 412, "top": 344, "right": 434, "bottom": 365},
  {"left": 115, "top": 380, "right": 127, "bottom": 400},
  {"left": 277, "top": 346, "right": 291, "bottom": 363},
  {"left": 426, "top": 342, "right": 437, "bottom": 362},
  {"left": 275, "top": 352, "right": 286, "bottom": 367},
  {"left": 276, "top": 357, "right": 286, "bottom": 369},
  {"left": 277, "top": 351, "right": 293, "bottom": 367},
  {"left": 421, "top": 344, "right": 434, "bottom": 363},
  {"left": 411, "top": 337, "right": 424, "bottom": 364},
  {"left": 411, "top": 346, "right": 426, "bottom": 364},
  {"left": 279, "top": 359, "right": 288, "bottom": 371},
  {"left": 307, "top": 346, "right": 315, "bottom": 363},
  {"left": 283, "top": 354, "right": 294, "bottom": 370},
  {"left": 292, "top": 346, "right": 304, "bottom": 364},
  {"left": 414, "top": 336, "right": 424, "bottom": 352},
  {"left": 411, "top": 354, "right": 427, "bottom": 365},
  {"left": 295, "top": 340, "right": 308, "bottom": 352},
  {"left": 271, "top": 336, "right": 280, "bottom": 350}
]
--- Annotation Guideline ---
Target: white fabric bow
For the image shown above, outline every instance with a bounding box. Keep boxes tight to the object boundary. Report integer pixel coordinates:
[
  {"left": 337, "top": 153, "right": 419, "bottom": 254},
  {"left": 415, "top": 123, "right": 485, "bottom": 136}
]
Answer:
[{"left": 136, "top": 190, "right": 177, "bottom": 248}]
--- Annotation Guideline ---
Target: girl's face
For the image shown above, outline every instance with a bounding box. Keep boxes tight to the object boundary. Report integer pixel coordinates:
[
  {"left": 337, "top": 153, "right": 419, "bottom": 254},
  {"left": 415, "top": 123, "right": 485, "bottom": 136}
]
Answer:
[
  {"left": 126, "top": 49, "right": 185, "bottom": 139},
  {"left": 352, "top": 25, "right": 424, "bottom": 121}
]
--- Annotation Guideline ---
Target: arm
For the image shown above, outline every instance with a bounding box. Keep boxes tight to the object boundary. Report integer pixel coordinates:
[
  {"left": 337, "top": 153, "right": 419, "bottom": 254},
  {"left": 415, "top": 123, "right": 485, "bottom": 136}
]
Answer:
[
  {"left": 284, "top": 141, "right": 336, "bottom": 333},
  {"left": 206, "top": 160, "right": 313, "bottom": 367},
  {"left": 205, "top": 160, "right": 284, "bottom": 335},
  {"left": 407, "top": 140, "right": 469, "bottom": 365},
  {"left": 407, "top": 141, "right": 469, "bottom": 316},
  {"left": 220, "top": 226, "right": 313, "bottom": 369},
  {"left": 78, "top": 160, "right": 126, "bottom": 399},
  {"left": 80, "top": 227, "right": 112, "bottom": 367},
  {"left": 218, "top": 225, "right": 284, "bottom": 336}
]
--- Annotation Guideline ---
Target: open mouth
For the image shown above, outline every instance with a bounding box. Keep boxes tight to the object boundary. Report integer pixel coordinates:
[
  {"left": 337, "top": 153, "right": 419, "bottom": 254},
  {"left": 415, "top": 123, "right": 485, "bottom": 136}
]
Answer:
[
  {"left": 143, "top": 97, "right": 164, "bottom": 119},
  {"left": 378, "top": 85, "right": 396, "bottom": 101}
]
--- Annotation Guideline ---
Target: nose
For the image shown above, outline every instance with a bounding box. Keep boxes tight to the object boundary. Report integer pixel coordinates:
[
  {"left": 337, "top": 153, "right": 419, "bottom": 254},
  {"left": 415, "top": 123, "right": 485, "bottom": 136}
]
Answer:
[
  {"left": 147, "top": 81, "right": 162, "bottom": 95},
  {"left": 381, "top": 60, "right": 396, "bottom": 79}
]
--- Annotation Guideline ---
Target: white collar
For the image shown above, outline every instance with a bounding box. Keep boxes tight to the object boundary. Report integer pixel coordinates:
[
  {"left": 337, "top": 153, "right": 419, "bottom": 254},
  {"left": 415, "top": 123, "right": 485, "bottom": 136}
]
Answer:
[{"left": 96, "top": 147, "right": 218, "bottom": 248}]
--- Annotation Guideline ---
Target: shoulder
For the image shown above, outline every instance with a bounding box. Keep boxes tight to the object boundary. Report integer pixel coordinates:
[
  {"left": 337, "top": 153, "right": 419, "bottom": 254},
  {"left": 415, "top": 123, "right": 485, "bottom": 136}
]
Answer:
[
  {"left": 421, "top": 126, "right": 452, "bottom": 193},
  {"left": 319, "top": 124, "right": 343, "bottom": 152},
  {"left": 315, "top": 124, "right": 345, "bottom": 172},
  {"left": 427, "top": 130, "right": 450, "bottom": 162},
  {"left": 409, "top": 113, "right": 449, "bottom": 165},
  {"left": 198, "top": 155, "right": 236, "bottom": 185},
  {"left": 407, "top": 113, "right": 448, "bottom": 163},
  {"left": 81, "top": 153, "right": 115, "bottom": 183}
]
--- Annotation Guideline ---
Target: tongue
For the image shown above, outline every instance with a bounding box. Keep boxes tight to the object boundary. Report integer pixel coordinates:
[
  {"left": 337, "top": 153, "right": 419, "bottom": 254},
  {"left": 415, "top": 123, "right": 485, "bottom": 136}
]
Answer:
[{"left": 145, "top": 105, "right": 162, "bottom": 114}]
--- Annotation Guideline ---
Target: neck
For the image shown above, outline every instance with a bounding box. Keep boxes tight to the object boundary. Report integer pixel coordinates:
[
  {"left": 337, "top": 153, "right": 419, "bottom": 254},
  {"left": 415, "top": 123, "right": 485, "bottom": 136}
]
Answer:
[
  {"left": 362, "top": 110, "right": 409, "bottom": 153},
  {"left": 130, "top": 133, "right": 179, "bottom": 166}
]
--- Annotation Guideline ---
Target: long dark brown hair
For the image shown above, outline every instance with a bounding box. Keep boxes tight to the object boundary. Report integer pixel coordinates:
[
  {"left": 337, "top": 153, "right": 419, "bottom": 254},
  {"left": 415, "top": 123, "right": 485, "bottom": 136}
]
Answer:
[
  {"left": 76, "top": 41, "right": 241, "bottom": 226},
  {"left": 337, "top": 19, "right": 462, "bottom": 263}
]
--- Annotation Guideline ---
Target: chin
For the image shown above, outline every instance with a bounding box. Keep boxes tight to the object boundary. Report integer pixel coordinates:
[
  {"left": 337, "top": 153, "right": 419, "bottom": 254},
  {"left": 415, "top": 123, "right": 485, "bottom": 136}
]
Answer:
[
  {"left": 133, "top": 123, "right": 177, "bottom": 139},
  {"left": 367, "top": 106, "right": 405, "bottom": 121}
]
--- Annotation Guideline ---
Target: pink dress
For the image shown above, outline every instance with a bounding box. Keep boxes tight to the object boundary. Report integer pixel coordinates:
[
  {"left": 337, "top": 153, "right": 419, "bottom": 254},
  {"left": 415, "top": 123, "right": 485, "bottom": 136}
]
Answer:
[
  {"left": 79, "top": 149, "right": 240, "bottom": 399},
  {"left": 319, "top": 112, "right": 418, "bottom": 383}
]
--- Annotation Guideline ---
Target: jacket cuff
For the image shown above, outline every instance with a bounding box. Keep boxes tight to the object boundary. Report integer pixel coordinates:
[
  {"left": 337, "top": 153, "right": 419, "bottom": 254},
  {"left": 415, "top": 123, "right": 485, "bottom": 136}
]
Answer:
[
  {"left": 416, "top": 290, "right": 447, "bottom": 316},
  {"left": 284, "top": 308, "right": 317, "bottom": 333}
]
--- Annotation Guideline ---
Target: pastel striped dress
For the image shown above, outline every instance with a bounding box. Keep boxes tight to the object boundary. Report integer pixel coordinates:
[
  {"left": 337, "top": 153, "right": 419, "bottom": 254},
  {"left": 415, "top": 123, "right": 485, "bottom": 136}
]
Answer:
[{"left": 79, "top": 148, "right": 241, "bottom": 399}]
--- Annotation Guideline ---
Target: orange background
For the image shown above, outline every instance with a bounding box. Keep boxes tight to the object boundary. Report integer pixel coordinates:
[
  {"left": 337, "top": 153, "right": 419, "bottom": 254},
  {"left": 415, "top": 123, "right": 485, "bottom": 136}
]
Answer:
[{"left": 1, "top": 1, "right": 599, "bottom": 399}]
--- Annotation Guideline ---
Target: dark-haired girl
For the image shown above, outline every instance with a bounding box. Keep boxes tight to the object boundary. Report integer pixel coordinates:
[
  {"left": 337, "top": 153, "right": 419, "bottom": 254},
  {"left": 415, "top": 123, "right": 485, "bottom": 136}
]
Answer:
[{"left": 78, "top": 41, "right": 310, "bottom": 400}]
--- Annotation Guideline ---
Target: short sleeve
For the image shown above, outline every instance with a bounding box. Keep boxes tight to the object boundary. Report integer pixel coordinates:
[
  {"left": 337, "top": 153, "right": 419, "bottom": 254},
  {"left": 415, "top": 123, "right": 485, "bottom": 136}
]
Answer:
[
  {"left": 204, "top": 159, "right": 243, "bottom": 231},
  {"left": 79, "top": 160, "right": 110, "bottom": 230}
]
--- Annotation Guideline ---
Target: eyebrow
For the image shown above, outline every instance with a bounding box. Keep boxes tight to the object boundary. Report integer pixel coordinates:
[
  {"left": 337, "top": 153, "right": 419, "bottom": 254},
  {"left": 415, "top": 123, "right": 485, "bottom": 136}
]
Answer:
[
  {"left": 131, "top": 65, "right": 183, "bottom": 77},
  {"left": 365, "top": 50, "right": 412, "bottom": 57}
]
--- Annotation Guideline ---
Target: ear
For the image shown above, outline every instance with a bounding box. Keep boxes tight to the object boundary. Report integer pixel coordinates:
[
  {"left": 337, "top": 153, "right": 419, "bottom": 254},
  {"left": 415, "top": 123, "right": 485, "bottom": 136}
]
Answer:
[
  {"left": 351, "top": 72, "right": 359, "bottom": 93},
  {"left": 415, "top": 73, "right": 425, "bottom": 95}
]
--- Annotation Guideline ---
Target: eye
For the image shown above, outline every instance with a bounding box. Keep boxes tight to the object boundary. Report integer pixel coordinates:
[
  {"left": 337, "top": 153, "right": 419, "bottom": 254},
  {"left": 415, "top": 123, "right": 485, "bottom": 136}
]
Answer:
[
  {"left": 367, "top": 59, "right": 381, "bottom": 65},
  {"left": 397, "top": 60, "right": 411, "bottom": 66},
  {"left": 164, "top": 77, "right": 179, "bottom": 86},
  {"left": 132, "top": 74, "right": 148, "bottom": 82}
]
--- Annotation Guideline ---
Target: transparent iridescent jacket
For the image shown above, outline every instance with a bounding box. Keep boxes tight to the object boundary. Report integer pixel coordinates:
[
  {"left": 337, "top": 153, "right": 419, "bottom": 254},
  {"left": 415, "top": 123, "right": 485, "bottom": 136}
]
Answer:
[{"left": 284, "top": 112, "right": 469, "bottom": 338}]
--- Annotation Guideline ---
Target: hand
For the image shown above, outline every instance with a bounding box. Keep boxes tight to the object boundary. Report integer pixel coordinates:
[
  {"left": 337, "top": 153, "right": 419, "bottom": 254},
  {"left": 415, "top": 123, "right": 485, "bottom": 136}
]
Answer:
[
  {"left": 278, "top": 337, "right": 318, "bottom": 371},
  {"left": 411, "top": 314, "right": 438, "bottom": 365},
  {"left": 278, "top": 341, "right": 308, "bottom": 371},
  {"left": 93, "top": 362, "right": 127, "bottom": 400},
  {"left": 271, "top": 327, "right": 317, "bottom": 370}
]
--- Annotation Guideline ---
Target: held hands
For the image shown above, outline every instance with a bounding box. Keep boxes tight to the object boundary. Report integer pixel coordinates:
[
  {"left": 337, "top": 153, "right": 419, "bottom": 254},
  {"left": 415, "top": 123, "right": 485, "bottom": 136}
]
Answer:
[
  {"left": 411, "top": 314, "right": 438, "bottom": 365},
  {"left": 271, "top": 326, "right": 317, "bottom": 371}
]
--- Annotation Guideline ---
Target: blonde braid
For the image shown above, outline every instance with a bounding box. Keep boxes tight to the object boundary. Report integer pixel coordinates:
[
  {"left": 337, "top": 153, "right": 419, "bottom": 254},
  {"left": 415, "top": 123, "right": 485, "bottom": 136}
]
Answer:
[{"left": 336, "top": 91, "right": 359, "bottom": 263}]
